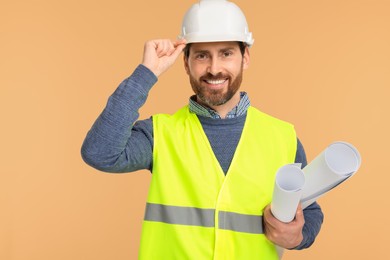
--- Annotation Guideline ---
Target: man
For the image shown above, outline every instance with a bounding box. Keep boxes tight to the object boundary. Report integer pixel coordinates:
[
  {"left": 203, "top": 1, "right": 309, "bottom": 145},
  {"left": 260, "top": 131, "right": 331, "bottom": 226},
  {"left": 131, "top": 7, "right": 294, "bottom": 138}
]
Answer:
[{"left": 82, "top": 0, "right": 323, "bottom": 259}]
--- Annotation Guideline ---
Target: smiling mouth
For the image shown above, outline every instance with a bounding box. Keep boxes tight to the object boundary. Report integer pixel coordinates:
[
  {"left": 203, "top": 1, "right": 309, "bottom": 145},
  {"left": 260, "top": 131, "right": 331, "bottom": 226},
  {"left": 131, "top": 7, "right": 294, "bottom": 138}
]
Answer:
[
  {"left": 202, "top": 78, "right": 229, "bottom": 89},
  {"left": 204, "top": 79, "right": 227, "bottom": 85}
]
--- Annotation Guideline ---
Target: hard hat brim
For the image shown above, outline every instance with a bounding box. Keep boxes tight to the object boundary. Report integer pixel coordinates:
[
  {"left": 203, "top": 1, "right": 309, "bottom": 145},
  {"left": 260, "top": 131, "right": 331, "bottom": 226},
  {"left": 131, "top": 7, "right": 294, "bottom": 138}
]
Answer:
[{"left": 179, "top": 33, "right": 254, "bottom": 47}]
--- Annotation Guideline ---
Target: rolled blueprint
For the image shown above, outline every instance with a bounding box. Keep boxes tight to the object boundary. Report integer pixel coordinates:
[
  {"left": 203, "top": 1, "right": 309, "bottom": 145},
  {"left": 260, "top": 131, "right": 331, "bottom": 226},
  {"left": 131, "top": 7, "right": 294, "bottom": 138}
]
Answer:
[
  {"left": 300, "top": 141, "right": 361, "bottom": 208},
  {"left": 271, "top": 164, "right": 305, "bottom": 223},
  {"left": 275, "top": 141, "right": 361, "bottom": 259}
]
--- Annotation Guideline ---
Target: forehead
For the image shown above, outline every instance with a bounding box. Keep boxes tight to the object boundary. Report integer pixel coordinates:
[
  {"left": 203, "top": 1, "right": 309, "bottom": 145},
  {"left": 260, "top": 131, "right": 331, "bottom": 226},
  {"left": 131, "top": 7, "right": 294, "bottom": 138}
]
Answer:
[{"left": 190, "top": 41, "right": 240, "bottom": 52}]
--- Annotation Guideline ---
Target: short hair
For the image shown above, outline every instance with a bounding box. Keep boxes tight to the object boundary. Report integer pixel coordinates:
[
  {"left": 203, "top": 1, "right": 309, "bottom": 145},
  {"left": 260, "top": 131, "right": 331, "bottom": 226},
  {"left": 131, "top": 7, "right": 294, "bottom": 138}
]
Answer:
[{"left": 183, "top": 42, "right": 247, "bottom": 59}]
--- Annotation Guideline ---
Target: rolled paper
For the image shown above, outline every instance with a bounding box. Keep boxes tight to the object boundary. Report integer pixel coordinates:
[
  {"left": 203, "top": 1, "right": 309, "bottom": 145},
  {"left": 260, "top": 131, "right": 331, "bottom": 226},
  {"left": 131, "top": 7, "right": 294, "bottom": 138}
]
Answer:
[
  {"left": 275, "top": 141, "right": 361, "bottom": 259},
  {"left": 271, "top": 164, "right": 305, "bottom": 223},
  {"left": 300, "top": 141, "right": 361, "bottom": 208}
]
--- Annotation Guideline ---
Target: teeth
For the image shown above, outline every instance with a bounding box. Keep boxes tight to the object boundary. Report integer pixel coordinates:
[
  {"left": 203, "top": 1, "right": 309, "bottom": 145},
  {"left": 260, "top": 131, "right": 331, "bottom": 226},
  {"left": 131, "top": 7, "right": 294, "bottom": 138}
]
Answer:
[{"left": 206, "top": 79, "right": 226, "bottom": 85}]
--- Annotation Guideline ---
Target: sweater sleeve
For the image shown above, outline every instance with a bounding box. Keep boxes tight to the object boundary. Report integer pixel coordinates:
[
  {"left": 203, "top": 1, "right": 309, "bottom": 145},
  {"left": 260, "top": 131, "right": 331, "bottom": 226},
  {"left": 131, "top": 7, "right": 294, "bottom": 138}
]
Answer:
[
  {"left": 293, "top": 138, "right": 324, "bottom": 250},
  {"left": 81, "top": 64, "right": 156, "bottom": 173}
]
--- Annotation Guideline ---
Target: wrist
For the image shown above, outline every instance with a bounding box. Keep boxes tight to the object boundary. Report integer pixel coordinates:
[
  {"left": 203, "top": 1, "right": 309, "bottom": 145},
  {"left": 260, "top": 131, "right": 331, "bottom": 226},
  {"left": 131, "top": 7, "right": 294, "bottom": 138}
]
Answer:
[{"left": 287, "top": 234, "right": 303, "bottom": 250}]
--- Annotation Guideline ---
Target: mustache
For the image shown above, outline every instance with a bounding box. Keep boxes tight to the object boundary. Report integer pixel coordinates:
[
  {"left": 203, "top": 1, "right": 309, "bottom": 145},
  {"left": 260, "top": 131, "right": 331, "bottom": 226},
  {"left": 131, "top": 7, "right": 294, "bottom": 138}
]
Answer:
[{"left": 200, "top": 73, "right": 230, "bottom": 81}]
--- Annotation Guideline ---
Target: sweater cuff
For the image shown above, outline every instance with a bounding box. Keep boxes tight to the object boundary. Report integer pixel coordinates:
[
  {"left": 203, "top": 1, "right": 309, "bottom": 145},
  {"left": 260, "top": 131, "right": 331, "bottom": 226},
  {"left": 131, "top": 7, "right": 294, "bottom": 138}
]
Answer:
[{"left": 132, "top": 64, "right": 158, "bottom": 94}]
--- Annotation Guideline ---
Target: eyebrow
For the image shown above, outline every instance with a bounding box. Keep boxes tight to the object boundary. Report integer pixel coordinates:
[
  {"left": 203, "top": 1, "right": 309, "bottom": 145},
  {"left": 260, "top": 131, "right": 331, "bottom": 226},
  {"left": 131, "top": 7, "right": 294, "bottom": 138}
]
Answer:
[{"left": 192, "top": 47, "right": 237, "bottom": 55}]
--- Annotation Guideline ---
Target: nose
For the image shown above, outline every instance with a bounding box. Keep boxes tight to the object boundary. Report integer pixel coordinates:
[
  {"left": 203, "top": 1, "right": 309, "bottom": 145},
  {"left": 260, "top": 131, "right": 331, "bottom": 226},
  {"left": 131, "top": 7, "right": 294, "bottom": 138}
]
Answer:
[{"left": 207, "top": 57, "right": 222, "bottom": 76}]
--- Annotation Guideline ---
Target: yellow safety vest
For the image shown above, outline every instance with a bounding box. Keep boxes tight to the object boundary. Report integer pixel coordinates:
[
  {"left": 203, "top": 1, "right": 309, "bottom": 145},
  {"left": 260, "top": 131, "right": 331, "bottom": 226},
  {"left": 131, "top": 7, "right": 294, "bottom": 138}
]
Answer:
[{"left": 139, "top": 106, "right": 297, "bottom": 259}]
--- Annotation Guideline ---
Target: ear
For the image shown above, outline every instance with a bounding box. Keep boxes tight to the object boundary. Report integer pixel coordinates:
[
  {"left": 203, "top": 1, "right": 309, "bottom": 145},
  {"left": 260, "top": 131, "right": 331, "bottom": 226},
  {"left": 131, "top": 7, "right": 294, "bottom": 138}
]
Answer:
[
  {"left": 243, "top": 46, "right": 250, "bottom": 70},
  {"left": 183, "top": 55, "right": 190, "bottom": 75}
]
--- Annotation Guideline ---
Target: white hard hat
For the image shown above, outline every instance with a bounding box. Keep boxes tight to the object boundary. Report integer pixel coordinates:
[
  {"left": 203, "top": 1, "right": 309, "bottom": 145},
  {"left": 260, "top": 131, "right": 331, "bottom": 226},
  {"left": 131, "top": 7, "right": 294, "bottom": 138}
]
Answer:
[{"left": 179, "top": 0, "right": 254, "bottom": 47}]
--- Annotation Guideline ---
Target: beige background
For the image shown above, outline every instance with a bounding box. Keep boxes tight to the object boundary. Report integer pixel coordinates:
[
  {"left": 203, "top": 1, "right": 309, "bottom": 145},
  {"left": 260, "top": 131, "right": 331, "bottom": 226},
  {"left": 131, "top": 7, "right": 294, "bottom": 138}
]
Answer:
[{"left": 1, "top": 0, "right": 389, "bottom": 259}]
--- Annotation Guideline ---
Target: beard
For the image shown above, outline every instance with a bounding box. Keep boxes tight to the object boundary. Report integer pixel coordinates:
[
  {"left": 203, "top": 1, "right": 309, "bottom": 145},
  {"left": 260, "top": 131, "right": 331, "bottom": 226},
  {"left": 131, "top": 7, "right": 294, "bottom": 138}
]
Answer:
[{"left": 189, "top": 65, "right": 243, "bottom": 107}]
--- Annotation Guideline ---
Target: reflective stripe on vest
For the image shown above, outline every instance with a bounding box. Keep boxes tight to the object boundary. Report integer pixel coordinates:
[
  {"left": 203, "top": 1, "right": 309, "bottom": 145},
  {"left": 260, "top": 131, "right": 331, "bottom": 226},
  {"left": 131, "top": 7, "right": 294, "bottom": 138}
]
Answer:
[{"left": 145, "top": 203, "right": 264, "bottom": 234}]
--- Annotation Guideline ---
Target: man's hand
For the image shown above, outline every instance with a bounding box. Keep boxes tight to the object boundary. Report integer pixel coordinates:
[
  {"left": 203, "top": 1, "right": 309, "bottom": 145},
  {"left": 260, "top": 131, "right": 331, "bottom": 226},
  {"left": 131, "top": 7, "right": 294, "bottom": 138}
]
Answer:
[
  {"left": 141, "top": 39, "right": 187, "bottom": 77},
  {"left": 263, "top": 204, "right": 305, "bottom": 249}
]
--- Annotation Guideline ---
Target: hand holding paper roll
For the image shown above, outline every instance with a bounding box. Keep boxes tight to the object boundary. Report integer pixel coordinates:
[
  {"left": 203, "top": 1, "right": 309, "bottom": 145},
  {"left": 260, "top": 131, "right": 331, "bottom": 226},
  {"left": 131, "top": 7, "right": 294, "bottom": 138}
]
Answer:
[
  {"left": 264, "top": 203, "right": 305, "bottom": 250},
  {"left": 272, "top": 141, "right": 361, "bottom": 259},
  {"left": 270, "top": 164, "right": 305, "bottom": 258}
]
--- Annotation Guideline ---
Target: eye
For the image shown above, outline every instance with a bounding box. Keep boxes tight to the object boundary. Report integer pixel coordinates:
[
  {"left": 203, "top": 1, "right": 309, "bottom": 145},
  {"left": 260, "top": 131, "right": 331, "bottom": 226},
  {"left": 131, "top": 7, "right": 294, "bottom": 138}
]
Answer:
[
  {"left": 222, "top": 51, "right": 233, "bottom": 57},
  {"left": 195, "top": 53, "right": 208, "bottom": 60}
]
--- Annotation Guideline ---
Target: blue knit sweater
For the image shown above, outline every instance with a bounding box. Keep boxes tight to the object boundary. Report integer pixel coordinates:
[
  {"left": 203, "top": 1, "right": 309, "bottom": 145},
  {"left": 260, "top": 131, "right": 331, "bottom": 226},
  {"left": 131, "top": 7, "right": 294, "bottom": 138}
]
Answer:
[{"left": 81, "top": 64, "right": 323, "bottom": 250}]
